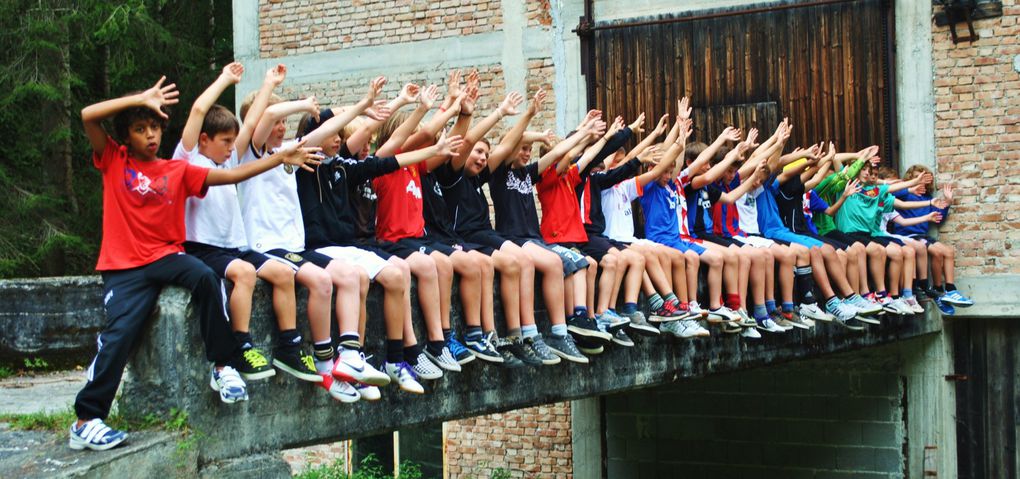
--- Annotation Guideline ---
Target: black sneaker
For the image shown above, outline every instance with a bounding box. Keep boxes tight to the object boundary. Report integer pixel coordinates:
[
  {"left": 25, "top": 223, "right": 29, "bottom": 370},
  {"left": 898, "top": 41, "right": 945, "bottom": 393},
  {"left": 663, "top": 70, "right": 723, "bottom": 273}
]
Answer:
[
  {"left": 567, "top": 315, "right": 612, "bottom": 341},
  {"left": 573, "top": 335, "right": 604, "bottom": 355},
  {"left": 506, "top": 336, "right": 543, "bottom": 367},
  {"left": 612, "top": 329, "right": 635, "bottom": 347},
  {"left": 494, "top": 338, "right": 525, "bottom": 368},
  {"left": 272, "top": 347, "right": 323, "bottom": 382},
  {"left": 236, "top": 348, "right": 276, "bottom": 380},
  {"left": 545, "top": 333, "right": 589, "bottom": 363},
  {"left": 524, "top": 335, "right": 561, "bottom": 365}
]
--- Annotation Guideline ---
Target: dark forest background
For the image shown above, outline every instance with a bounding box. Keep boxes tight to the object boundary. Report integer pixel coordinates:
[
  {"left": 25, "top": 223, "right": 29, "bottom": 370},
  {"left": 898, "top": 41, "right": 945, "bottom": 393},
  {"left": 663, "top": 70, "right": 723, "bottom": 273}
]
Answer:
[{"left": 0, "top": 0, "right": 235, "bottom": 277}]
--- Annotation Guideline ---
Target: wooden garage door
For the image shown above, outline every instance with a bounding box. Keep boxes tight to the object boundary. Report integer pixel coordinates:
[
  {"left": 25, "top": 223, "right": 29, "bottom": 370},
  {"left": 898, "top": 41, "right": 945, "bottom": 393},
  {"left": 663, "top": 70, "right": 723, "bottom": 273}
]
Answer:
[{"left": 590, "top": 0, "right": 896, "bottom": 163}]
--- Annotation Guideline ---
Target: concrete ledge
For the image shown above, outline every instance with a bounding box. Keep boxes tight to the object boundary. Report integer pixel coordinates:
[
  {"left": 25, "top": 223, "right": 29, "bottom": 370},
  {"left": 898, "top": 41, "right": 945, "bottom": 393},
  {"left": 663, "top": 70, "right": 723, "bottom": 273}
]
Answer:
[
  {"left": 117, "top": 283, "right": 943, "bottom": 464},
  {"left": 949, "top": 275, "right": 1020, "bottom": 318},
  {"left": 0, "top": 276, "right": 105, "bottom": 366}
]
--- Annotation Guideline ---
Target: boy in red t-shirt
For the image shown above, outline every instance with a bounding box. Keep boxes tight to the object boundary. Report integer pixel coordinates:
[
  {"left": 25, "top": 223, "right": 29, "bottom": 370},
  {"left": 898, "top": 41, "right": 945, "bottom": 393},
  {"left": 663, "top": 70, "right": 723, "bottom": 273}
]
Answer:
[{"left": 70, "top": 77, "right": 320, "bottom": 451}]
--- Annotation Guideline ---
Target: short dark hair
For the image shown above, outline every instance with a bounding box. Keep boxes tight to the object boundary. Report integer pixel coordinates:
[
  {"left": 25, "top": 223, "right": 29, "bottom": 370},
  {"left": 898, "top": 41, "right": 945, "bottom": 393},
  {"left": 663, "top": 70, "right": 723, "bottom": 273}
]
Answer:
[
  {"left": 202, "top": 105, "right": 239, "bottom": 138},
  {"left": 685, "top": 142, "right": 708, "bottom": 163},
  {"left": 112, "top": 101, "right": 169, "bottom": 144}
]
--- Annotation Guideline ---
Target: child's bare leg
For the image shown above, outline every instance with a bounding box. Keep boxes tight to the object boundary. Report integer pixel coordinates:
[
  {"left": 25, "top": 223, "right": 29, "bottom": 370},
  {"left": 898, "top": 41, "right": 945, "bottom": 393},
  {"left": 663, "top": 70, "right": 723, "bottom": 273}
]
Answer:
[
  {"left": 808, "top": 247, "right": 836, "bottom": 299},
  {"left": 295, "top": 264, "right": 333, "bottom": 342},
  {"left": 492, "top": 248, "right": 523, "bottom": 332},
  {"left": 325, "top": 260, "right": 361, "bottom": 334},
  {"left": 700, "top": 250, "right": 724, "bottom": 309},
  {"left": 429, "top": 251, "right": 455, "bottom": 331},
  {"left": 684, "top": 250, "right": 700, "bottom": 303},
  {"left": 885, "top": 244, "right": 903, "bottom": 296},
  {"left": 621, "top": 249, "right": 645, "bottom": 304},
  {"left": 596, "top": 253, "right": 618, "bottom": 314},
  {"left": 522, "top": 242, "right": 567, "bottom": 325},
  {"left": 901, "top": 244, "right": 916, "bottom": 295},
  {"left": 225, "top": 260, "right": 258, "bottom": 333},
  {"left": 771, "top": 245, "right": 795, "bottom": 303},
  {"left": 448, "top": 250, "right": 482, "bottom": 328},
  {"left": 584, "top": 256, "right": 597, "bottom": 315},
  {"left": 258, "top": 261, "right": 299, "bottom": 332},
  {"left": 470, "top": 251, "right": 496, "bottom": 332},
  {"left": 358, "top": 271, "right": 369, "bottom": 340},
  {"left": 866, "top": 242, "right": 887, "bottom": 293},
  {"left": 820, "top": 244, "right": 854, "bottom": 297}
]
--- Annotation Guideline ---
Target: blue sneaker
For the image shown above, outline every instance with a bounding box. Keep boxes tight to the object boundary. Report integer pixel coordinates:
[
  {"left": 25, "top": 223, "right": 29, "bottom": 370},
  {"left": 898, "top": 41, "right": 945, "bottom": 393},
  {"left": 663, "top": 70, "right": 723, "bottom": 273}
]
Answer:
[
  {"left": 446, "top": 336, "right": 475, "bottom": 365},
  {"left": 935, "top": 296, "right": 956, "bottom": 316},
  {"left": 210, "top": 366, "right": 249, "bottom": 403},
  {"left": 941, "top": 290, "right": 974, "bottom": 307},
  {"left": 69, "top": 418, "right": 127, "bottom": 451}
]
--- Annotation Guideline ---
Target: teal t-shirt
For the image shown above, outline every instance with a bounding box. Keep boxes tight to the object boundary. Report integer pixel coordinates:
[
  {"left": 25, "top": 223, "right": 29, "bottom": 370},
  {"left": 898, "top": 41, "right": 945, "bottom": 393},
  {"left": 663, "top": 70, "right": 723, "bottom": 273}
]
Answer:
[{"left": 836, "top": 184, "right": 889, "bottom": 234}]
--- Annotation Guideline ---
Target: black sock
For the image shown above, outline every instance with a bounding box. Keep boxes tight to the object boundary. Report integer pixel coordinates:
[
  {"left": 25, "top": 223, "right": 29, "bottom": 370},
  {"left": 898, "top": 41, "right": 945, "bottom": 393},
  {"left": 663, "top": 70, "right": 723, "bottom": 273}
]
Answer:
[
  {"left": 794, "top": 266, "right": 816, "bottom": 304},
  {"left": 426, "top": 340, "right": 445, "bottom": 356},
  {"left": 386, "top": 339, "right": 403, "bottom": 364},
  {"left": 404, "top": 344, "right": 421, "bottom": 365},
  {"left": 338, "top": 333, "right": 361, "bottom": 352},
  {"left": 277, "top": 329, "right": 301, "bottom": 351},
  {"left": 313, "top": 341, "right": 334, "bottom": 363},
  {"left": 945, "top": 283, "right": 957, "bottom": 292},
  {"left": 442, "top": 328, "right": 452, "bottom": 341},
  {"left": 233, "top": 331, "right": 254, "bottom": 351}
]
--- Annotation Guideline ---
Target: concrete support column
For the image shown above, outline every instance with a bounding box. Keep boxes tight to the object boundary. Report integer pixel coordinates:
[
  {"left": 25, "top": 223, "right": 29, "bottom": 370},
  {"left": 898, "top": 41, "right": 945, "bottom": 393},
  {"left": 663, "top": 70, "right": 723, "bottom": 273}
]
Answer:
[
  {"left": 571, "top": 397, "right": 604, "bottom": 479},
  {"left": 894, "top": 0, "right": 936, "bottom": 172},
  {"left": 901, "top": 328, "right": 958, "bottom": 477}
]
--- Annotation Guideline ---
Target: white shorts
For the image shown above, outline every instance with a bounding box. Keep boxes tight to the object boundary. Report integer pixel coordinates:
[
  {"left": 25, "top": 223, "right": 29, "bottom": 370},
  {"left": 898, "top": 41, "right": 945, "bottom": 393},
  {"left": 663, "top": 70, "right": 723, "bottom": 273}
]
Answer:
[
  {"left": 732, "top": 235, "right": 776, "bottom": 249},
  {"left": 316, "top": 246, "right": 389, "bottom": 280}
]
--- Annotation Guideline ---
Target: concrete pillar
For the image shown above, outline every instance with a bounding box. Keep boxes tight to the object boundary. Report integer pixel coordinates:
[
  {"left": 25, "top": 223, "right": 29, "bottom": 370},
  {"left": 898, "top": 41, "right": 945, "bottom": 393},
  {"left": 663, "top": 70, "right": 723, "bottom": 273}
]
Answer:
[
  {"left": 571, "top": 397, "right": 604, "bottom": 479},
  {"left": 894, "top": 0, "right": 936, "bottom": 172}
]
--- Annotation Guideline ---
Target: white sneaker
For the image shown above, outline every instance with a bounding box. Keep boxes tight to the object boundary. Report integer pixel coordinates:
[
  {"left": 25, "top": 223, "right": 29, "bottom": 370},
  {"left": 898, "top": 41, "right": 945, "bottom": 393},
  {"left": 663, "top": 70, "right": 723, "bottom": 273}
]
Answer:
[
  {"left": 69, "top": 418, "right": 127, "bottom": 451},
  {"left": 356, "top": 384, "right": 382, "bottom": 401},
  {"left": 411, "top": 352, "right": 443, "bottom": 380},
  {"left": 318, "top": 373, "right": 360, "bottom": 403},
  {"left": 845, "top": 295, "right": 883, "bottom": 316},
  {"left": 903, "top": 296, "right": 925, "bottom": 314},
  {"left": 688, "top": 301, "right": 706, "bottom": 317},
  {"left": 799, "top": 303, "right": 835, "bottom": 322},
  {"left": 424, "top": 346, "right": 462, "bottom": 372},
  {"left": 210, "top": 366, "right": 248, "bottom": 404},
  {"left": 706, "top": 306, "right": 741, "bottom": 323},
  {"left": 736, "top": 309, "right": 757, "bottom": 328},
  {"left": 740, "top": 327, "right": 762, "bottom": 339},
  {"left": 755, "top": 318, "right": 787, "bottom": 333},
  {"left": 333, "top": 349, "right": 391, "bottom": 386},
  {"left": 826, "top": 300, "right": 859, "bottom": 323},
  {"left": 662, "top": 319, "right": 710, "bottom": 338},
  {"left": 385, "top": 361, "right": 425, "bottom": 394},
  {"left": 888, "top": 298, "right": 915, "bottom": 316}
]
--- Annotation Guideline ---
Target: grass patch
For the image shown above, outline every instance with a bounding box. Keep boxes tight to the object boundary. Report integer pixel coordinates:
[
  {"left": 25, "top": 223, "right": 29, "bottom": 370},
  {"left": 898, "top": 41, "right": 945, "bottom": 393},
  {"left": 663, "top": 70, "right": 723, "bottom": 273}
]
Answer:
[
  {"left": 295, "top": 454, "right": 422, "bottom": 479},
  {"left": 0, "top": 406, "right": 188, "bottom": 434}
]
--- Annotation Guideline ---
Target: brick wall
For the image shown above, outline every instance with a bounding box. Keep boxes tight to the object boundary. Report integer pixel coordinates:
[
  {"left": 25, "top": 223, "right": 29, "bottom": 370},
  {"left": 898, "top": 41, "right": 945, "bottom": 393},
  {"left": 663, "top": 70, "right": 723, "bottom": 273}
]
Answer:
[
  {"left": 446, "top": 402, "right": 574, "bottom": 479},
  {"left": 932, "top": 0, "right": 1020, "bottom": 276},
  {"left": 605, "top": 359, "right": 906, "bottom": 478},
  {"left": 283, "top": 441, "right": 349, "bottom": 475},
  {"left": 258, "top": 0, "right": 503, "bottom": 57}
]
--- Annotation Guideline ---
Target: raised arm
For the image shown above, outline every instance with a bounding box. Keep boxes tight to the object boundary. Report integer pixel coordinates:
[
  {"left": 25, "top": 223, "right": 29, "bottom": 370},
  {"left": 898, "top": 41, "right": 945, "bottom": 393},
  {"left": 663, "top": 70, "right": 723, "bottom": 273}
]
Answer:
[
  {"left": 719, "top": 162, "right": 767, "bottom": 204},
  {"left": 237, "top": 64, "right": 286, "bottom": 154},
  {"left": 680, "top": 126, "right": 742, "bottom": 180},
  {"left": 252, "top": 96, "right": 319, "bottom": 151},
  {"left": 302, "top": 76, "right": 386, "bottom": 148},
  {"left": 535, "top": 123, "right": 597, "bottom": 176},
  {"left": 624, "top": 114, "right": 668, "bottom": 162},
  {"left": 487, "top": 89, "right": 545, "bottom": 172},
  {"left": 181, "top": 62, "right": 243, "bottom": 151},
  {"left": 691, "top": 139, "right": 752, "bottom": 189},
  {"left": 450, "top": 91, "right": 524, "bottom": 170},
  {"left": 663, "top": 97, "right": 692, "bottom": 146},
  {"left": 345, "top": 82, "right": 418, "bottom": 155},
  {"left": 887, "top": 171, "right": 933, "bottom": 194},
  {"left": 206, "top": 141, "right": 322, "bottom": 186},
  {"left": 81, "top": 76, "right": 178, "bottom": 153},
  {"left": 570, "top": 116, "right": 621, "bottom": 175},
  {"left": 734, "top": 128, "right": 761, "bottom": 179},
  {"left": 393, "top": 131, "right": 465, "bottom": 167},
  {"left": 823, "top": 178, "right": 861, "bottom": 216}
]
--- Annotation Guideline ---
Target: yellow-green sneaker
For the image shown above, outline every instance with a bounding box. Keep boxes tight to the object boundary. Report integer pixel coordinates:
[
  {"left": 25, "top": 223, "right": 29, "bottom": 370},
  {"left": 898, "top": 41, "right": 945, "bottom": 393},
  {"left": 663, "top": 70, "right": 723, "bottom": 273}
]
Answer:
[
  {"left": 236, "top": 348, "right": 276, "bottom": 381},
  {"left": 272, "top": 348, "right": 323, "bottom": 383}
]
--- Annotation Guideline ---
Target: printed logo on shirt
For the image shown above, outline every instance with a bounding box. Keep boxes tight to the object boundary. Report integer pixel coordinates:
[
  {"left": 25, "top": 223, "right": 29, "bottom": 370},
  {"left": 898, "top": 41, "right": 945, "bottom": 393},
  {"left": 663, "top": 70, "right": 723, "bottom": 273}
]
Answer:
[
  {"left": 504, "top": 171, "right": 534, "bottom": 195},
  {"left": 405, "top": 180, "right": 422, "bottom": 199},
  {"left": 104, "top": 289, "right": 114, "bottom": 306},
  {"left": 432, "top": 181, "right": 443, "bottom": 197},
  {"left": 124, "top": 168, "right": 169, "bottom": 202},
  {"left": 863, "top": 187, "right": 880, "bottom": 198},
  {"left": 285, "top": 252, "right": 304, "bottom": 263},
  {"left": 357, "top": 182, "right": 377, "bottom": 201},
  {"left": 742, "top": 194, "right": 756, "bottom": 207}
]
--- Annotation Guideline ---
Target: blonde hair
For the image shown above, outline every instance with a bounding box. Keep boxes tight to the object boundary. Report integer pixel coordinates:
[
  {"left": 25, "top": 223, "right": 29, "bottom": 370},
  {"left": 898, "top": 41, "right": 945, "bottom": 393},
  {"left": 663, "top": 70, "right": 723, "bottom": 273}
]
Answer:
[{"left": 239, "top": 91, "right": 284, "bottom": 122}]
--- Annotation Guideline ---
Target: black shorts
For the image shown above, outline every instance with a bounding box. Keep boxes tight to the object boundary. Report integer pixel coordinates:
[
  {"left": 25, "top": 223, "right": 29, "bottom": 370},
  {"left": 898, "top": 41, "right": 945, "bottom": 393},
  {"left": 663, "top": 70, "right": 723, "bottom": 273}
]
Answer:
[
  {"left": 908, "top": 234, "right": 938, "bottom": 245},
  {"left": 424, "top": 234, "right": 494, "bottom": 256},
  {"left": 353, "top": 238, "right": 394, "bottom": 260},
  {"left": 699, "top": 234, "right": 740, "bottom": 247},
  {"left": 184, "top": 241, "right": 273, "bottom": 277},
  {"left": 823, "top": 230, "right": 859, "bottom": 247},
  {"left": 262, "top": 248, "right": 333, "bottom": 270},
  {"left": 844, "top": 232, "right": 901, "bottom": 247},
  {"left": 461, "top": 230, "right": 511, "bottom": 251},
  {"left": 566, "top": 236, "right": 620, "bottom": 262},
  {"left": 794, "top": 230, "right": 849, "bottom": 250},
  {"left": 377, "top": 237, "right": 440, "bottom": 259}
]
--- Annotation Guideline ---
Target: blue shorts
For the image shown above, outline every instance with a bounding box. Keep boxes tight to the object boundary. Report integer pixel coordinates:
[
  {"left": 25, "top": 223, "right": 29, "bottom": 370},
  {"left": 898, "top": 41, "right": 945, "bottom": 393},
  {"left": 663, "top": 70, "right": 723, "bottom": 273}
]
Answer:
[
  {"left": 765, "top": 229, "right": 825, "bottom": 249},
  {"left": 650, "top": 236, "right": 706, "bottom": 255}
]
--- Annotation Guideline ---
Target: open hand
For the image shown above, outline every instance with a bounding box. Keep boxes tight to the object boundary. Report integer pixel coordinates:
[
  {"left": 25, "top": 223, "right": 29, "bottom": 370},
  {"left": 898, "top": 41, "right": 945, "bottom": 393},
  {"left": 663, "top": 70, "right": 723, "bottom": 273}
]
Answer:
[
  {"left": 434, "top": 130, "right": 465, "bottom": 156},
  {"left": 399, "top": 83, "right": 421, "bottom": 103},
  {"left": 653, "top": 114, "right": 670, "bottom": 136},
  {"left": 629, "top": 113, "right": 646, "bottom": 135},
  {"left": 279, "top": 139, "right": 324, "bottom": 173},
  {"left": 419, "top": 84, "right": 439, "bottom": 110},
  {"left": 265, "top": 64, "right": 287, "bottom": 86},
  {"left": 366, "top": 76, "right": 386, "bottom": 101},
  {"left": 844, "top": 178, "right": 862, "bottom": 197},
  {"left": 499, "top": 91, "right": 524, "bottom": 117},
  {"left": 677, "top": 97, "right": 692, "bottom": 120},
  {"left": 139, "top": 76, "right": 179, "bottom": 119},
  {"left": 364, "top": 100, "right": 392, "bottom": 121},
  {"left": 221, "top": 62, "right": 244, "bottom": 84}
]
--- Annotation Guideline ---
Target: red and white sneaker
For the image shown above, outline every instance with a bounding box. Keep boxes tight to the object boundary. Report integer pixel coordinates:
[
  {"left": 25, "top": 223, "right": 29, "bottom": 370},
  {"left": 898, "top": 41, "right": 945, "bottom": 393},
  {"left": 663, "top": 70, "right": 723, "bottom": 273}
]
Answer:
[
  {"left": 319, "top": 373, "right": 360, "bottom": 403},
  {"left": 333, "top": 349, "right": 391, "bottom": 387}
]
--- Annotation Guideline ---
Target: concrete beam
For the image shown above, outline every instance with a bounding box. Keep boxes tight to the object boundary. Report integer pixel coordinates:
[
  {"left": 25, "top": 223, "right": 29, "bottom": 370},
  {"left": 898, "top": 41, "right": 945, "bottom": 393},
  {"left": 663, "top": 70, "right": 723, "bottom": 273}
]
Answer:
[
  {"left": 114, "top": 282, "right": 944, "bottom": 463},
  {"left": 0, "top": 277, "right": 104, "bottom": 366},
  {"left": 894, "top": 0, "right": 936, "bottom": 172}
]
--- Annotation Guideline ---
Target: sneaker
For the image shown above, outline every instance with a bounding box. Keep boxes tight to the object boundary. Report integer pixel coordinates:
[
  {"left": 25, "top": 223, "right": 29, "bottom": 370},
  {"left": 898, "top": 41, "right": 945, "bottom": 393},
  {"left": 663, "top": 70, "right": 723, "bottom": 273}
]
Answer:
[
  {"left": 412, "top": 352, "right": 444, "bottom": 379},
  {"left": 507, "top": 336, "right": 544, "bottom": 367},
  {"left": 800, "top": 303, "right": 835, "bottom": 322},
  {"left": 545, "top": 333, "right": 590, "bottom": 363},
  {"left": 755, "top": 318, "right": 786, "bottom": 333},
  {"left": 903, "top": 296, "right": 925, "bottom": 314},
  {"left": 424, "top": 346, "right": 462, "bottom": 372},
  {"left": 273, "top": 348, "right": 323, "bottom": 382},
  {"left": 885, "top": 298, "right": 914, "bottom": 316},
  {"left": 525, "top": 335, "right": 562, "bottom": 365},
  {"left": 737, "top": 309, "right": 757, "bottom": 328},
  {"left": 662, "top": 319, "right": 710, "bottom": 338},
  {"left": 706, "top": 306, "right": 741, "bottom": 323},
  {"left": 649, "top": 301, "right": 686, "bottom": 322},
  {"left": 781, "top": 312, "right": 812, "bottom": 330},
  {"left": 935, "top": 296, "right": 956, "bottom": 316},
  {"left": 385, "top": 362, "right": 424, "bottom": 394},
  {"left": 845, "top": 295, "right": 883, "bottom": 316},
  {"left": 447, "top": 336, "right": 476, "bottom": 365},
  {"left": 624, "top": 311, "right": 660, "bottom": 336},
  {"left": 236, "top": 348, "right": 276, "bottom": 380},
  {"left": 612, "top": 329, "right": 635, "bottom": 347},
  {"left": 494, "top": 338, "right": 526, "bottom": 368},
  {"left": 356, "top": 383, "right": 382, "bottom": 401},
  {"left": 688, "top": 300, "right": 705, "bottom": 317},
  {"left": 567, "top": 315, "right": 613, "bottom": 341},
  {"left": 69, "top": 418, "right": 128, "bottom": 451},
  {"left": 721, "top": 321, "right": 743, "bottom": 334},
  {"left": 210, "top": 366, "right": 249, "bottom": 403},
  {"left": 769, "top": 311, "right": 795, "bottom": 331},
  {"left": 597, "top": 310, "right": 631, "bottom": 330},
  {"left": 941, "top": 290, "right": 974, "bottom": 307},
  {"left": 740, "top": 326, "right": 762, "bottom": 339},
  {"left": 836, "top": 316, "right": 868, "bottom": 331},
  {"left": 318, "top": 374, "right": 360, "bottom": 403},
  {"left": 572, "top": 335, "right": 604, "bottom": 355},
  {"left": 828, "top": 300, "right": 864, "bottom": 326},
  {"left": 333, "top": 350, "right": 391, "bottom": 386},
  {"left": 465, "top": 332, "right": 503, "bottom": 363}
]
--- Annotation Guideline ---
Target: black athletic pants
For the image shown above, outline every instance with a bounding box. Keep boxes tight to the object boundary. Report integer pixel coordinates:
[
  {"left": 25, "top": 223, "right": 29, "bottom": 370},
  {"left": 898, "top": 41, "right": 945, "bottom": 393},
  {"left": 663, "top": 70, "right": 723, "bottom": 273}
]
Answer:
[{"left": 74, "top": 253, "right": 241, "bottom": 420}]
